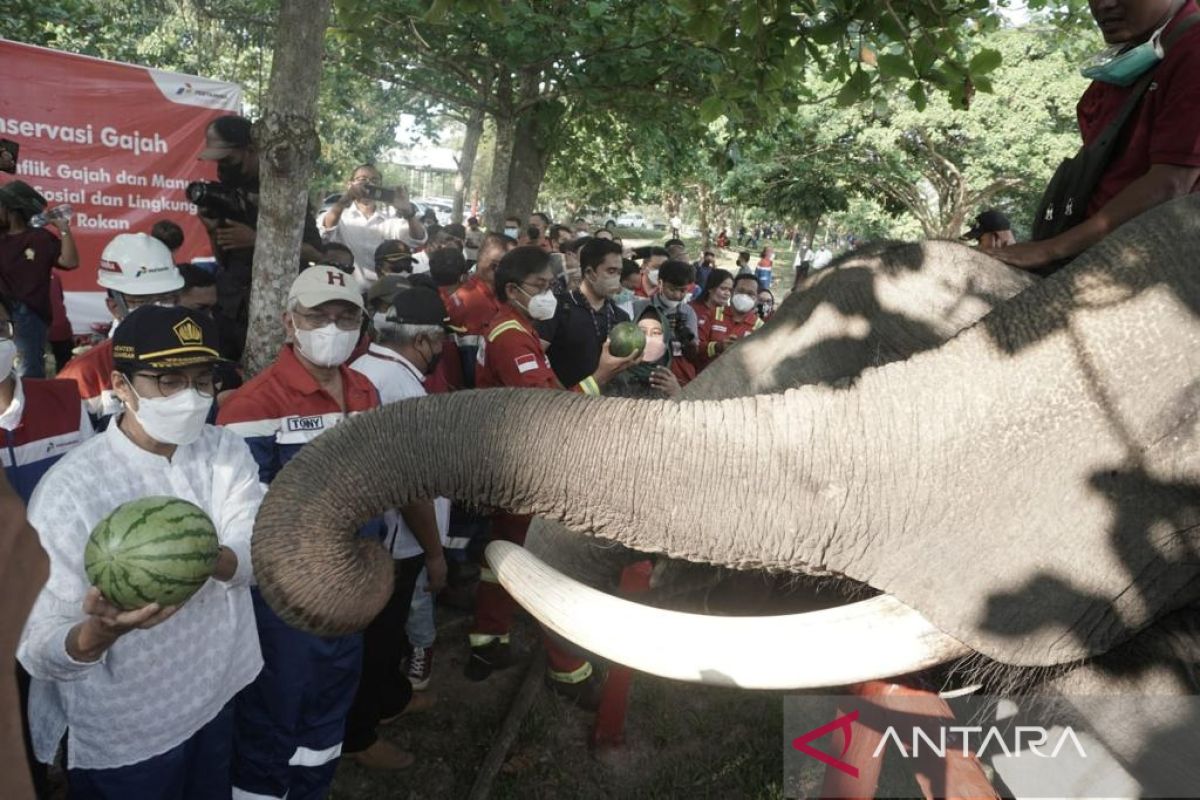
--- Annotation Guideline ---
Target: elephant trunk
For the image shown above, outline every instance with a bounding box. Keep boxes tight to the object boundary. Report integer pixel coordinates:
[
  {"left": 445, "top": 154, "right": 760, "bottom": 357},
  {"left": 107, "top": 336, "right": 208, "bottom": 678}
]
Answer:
[{"left": 253, "top": 386, "right": 882, "bottom": 636}]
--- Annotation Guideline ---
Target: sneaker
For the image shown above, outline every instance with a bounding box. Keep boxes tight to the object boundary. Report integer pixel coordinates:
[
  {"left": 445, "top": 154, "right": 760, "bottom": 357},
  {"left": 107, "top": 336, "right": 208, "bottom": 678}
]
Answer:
[
  {"left": 407, "top": 645, "right": 433, "bottom": 691},
  {"left": 349, "top": 738, "right": 415, "bottom": 770},
  {"left": 546, "top": 668, "right": 606, "bottom": 712},
  {"left": 464, "top": 639, "right": 514, "bottom": 682}
]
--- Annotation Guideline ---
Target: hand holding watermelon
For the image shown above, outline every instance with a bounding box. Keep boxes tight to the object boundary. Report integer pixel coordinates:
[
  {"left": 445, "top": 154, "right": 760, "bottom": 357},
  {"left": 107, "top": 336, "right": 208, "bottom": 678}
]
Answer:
[{"left": 67, "top": 587, "right": 180, "bottom": 662}]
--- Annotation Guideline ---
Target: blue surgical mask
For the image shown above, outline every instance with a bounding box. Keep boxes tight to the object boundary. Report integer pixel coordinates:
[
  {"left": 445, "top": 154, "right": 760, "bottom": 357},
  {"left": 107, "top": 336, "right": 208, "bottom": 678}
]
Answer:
[
  {"left": 613, "top": 288, "right": 634, "bottom": 306},
  {"left": 1081, "top": 26, "right": 1165, "bottom": 86}
]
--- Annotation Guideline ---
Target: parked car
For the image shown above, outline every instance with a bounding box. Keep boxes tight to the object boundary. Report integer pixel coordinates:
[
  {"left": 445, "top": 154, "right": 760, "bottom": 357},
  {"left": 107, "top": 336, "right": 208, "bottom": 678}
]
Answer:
[
  {"left": 615, "top": 212, "right": 647, "bottom": 228},
  {"left": 414, "top": 197, "right": 454, "bottom": 225}
]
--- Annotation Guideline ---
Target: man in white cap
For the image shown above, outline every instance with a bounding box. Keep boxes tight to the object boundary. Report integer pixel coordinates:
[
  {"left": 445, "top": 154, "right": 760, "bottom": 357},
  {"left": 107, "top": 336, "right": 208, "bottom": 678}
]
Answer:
[
  {"left": 219, "top": 266, "right": 411, "bottom": 794},
  {"left": 58, "top": 233, "right": 183, "bottom": 429}
]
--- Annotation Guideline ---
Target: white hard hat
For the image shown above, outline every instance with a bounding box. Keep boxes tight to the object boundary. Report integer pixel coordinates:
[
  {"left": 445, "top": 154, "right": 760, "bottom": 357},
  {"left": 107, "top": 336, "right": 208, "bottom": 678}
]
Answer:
[{"left": 97, "top": 233, "right": 184, "bottom": 295}]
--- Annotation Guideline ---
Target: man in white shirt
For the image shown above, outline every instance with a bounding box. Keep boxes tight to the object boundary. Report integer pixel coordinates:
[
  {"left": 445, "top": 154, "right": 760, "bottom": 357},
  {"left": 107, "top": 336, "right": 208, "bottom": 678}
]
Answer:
[
  {"left": 319, "top": 164, "right": 428, "bottom": 290},
  {"left": 18, "top": 305, "right": 262, "bottom": 798},
  {"left": 348, "top": 279, "right": 449, "bottom": 756}
]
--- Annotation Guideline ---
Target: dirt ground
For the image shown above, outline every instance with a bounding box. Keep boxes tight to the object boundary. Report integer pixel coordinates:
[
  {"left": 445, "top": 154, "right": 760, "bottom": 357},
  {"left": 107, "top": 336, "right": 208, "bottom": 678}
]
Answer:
[{"left": 329, "top": 604, "right": 799, "bottom": 800}]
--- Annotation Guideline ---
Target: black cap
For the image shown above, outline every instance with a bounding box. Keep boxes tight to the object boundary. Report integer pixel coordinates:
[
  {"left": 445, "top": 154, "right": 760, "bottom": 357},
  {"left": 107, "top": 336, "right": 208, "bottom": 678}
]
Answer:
[
  {"left": 389, "top": 283, "right": 449, "bottom": 327},
  {"left": 964, "top": 209, "right": 1011, "bottom": 240},
  {"left": 199, "top": 115, "right": 253, "bottom": 160},
  {"left": 374, "top": 239, "right": 413, "bottom": 269},
  {"left": 112, "top": 305, "right": 222, "bottom": 369}
]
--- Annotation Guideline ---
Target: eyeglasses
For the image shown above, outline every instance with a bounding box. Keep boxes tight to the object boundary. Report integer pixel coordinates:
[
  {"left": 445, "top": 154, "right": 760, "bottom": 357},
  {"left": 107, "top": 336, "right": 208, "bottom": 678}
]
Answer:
[
  {"left": 292, "top": 309, "right": 363, "bottom": 331},
  {"left": 0, "top": 320, "right": 12, "bottom": 341},
  {"left": 520, "top": 280, "right": 552, "bottom": 295},
  {"left": 133, "top": 371, "right": 218, "bottom": 398},
  {"left": 122, "top": 293, "right": 180, "bottom": 311}
]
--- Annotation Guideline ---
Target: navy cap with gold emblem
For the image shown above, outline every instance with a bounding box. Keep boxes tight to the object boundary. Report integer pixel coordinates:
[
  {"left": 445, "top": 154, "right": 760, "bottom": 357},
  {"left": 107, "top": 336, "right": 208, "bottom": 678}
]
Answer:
[{"left": 112, "top": 305, "right": 223, "bottom": 370}]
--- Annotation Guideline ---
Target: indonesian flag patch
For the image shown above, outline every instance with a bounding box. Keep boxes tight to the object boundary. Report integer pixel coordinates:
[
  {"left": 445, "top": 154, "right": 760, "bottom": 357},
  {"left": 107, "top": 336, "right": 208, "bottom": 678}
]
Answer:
[{"left": 515, "top": 353, "right": 539, "bottom": 374}]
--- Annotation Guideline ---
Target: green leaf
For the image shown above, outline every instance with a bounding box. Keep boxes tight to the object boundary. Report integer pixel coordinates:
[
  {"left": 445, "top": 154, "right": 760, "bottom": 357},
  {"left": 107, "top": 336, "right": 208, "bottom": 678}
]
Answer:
[
  {"left": 835, "top": 69, "right": 871, "bottom": 107},
  {"left": 969, "top": 47, "right": 1003, "bottom": 74},
  {"left": 907, "top": 80, "right": 928, "bottom": 111},
  {"left": 877, "top": 53, "right": 916, "bottom": 79},
  {"left": 699, "top": 96, "right": 726, "bottom": 122}
]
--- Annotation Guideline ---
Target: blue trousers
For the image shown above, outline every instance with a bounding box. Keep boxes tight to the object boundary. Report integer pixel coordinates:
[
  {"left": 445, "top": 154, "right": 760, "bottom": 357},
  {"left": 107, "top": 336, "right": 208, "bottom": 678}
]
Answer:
[
  {"left": 232, "top": 589, "right": 362, "bottom": 800},
  {"left": 12, "top": 301, "right": 46, "bottom": 378},
  {"left": 67, "top": 703, "right": 233, "bottom": 800}
]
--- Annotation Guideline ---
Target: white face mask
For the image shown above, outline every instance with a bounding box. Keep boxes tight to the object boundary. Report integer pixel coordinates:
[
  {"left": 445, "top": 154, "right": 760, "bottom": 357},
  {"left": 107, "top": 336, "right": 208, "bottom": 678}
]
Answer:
[
  {"left": 0, "top": 339, "right": 15, "bottom": 382},
  {"left": 647, "top": 269, "right": 660, "bottom": 286},
  {"left": 640, "top": 334, "right": 667, "bottom": 363},
  {"left": 128, "top": 384, "right": 211, "bottom": 446},
  {"left": 587, "top": 271, "right": 621, "bottom": 297},
  {"left": 660, "top": 296, "right": 681, "bottom": 310},
  {"left": 731, "top": 294, "right": 757, "bottom": 314},
  {"left": 521, "top": 287, "right": 558, "bottom": 321},
  {"left": 504, "top": 227, "right": 519, "bottom": 239},
  {"left": 293, "top": 317, "right": 359, "bottom": 367}
]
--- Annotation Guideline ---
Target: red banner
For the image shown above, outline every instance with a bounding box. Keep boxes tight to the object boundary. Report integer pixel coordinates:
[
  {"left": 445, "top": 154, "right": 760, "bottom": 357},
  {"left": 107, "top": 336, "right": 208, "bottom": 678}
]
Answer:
[{"left": 0, "top": 40, "right": 241, "bottom": 331}]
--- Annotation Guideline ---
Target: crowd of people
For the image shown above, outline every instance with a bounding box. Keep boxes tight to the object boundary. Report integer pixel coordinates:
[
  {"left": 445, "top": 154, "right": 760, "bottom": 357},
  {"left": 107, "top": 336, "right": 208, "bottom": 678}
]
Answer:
[
  {"left": 2, "top": 0, "right": 1199, "bottom": 793},
  {"left": 0, "top": 112, "right": 783, "bottom": 800}
]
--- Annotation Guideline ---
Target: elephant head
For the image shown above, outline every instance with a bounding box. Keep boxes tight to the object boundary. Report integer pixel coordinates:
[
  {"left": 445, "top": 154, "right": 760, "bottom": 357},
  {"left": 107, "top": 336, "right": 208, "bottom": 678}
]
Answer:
[{"left": 253, "top": 194, "right": 1200, "bottom": 690}]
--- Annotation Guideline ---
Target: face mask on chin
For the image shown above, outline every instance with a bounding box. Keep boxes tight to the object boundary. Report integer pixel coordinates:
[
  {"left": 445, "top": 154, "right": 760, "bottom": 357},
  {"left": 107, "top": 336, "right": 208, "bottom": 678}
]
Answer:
[
  {"left": 660, "top": 295, "right": 681, "bottom": 310},
  {"left": 1081, "top": 24, "right": 1167, "bottom": 86},
  {"left": 292, "top": 317, "right": 360, "bottom": 367},
  {"left": 126, "top": 382, "right": 212, "bottom": 446},
  {"left": 0, "top": 339, "right": 16, "bottom": 382},
  {"left": 647, "top": 269, "right": 660, "bottom": 287}
]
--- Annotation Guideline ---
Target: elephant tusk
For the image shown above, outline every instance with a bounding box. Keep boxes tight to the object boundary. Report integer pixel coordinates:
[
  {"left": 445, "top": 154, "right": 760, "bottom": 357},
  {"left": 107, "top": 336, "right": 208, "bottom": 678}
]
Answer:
[{"left": 486, "top": 541, "right": 971, "bottom": 689}]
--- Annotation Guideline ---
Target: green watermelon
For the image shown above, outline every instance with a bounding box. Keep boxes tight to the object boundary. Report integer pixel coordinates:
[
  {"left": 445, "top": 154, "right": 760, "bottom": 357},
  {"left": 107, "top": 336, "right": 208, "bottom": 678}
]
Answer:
[
  {"left": 84, "top": 496, "right": 219, "bottom": 610},
  {"left": 608, "top": 321, "right": 646, "bottom": 358}
]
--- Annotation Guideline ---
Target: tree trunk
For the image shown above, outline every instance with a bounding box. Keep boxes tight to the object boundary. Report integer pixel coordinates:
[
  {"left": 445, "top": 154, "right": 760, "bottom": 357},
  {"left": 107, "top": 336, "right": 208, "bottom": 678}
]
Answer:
[
  {"left": 453, "top": 106, "right": 485, "bottom": 224},
  {"left": 504, "top": 112, "right": 551, "bottom": 225},
  {"left": 243, "top": 0, "right": 332, "bottom": 377},
  {"left": 483, "top": 73, "right": 515, "bottom": 231},
  {"left": 696, "top": 183, "right": 712, "bottom": 250}
]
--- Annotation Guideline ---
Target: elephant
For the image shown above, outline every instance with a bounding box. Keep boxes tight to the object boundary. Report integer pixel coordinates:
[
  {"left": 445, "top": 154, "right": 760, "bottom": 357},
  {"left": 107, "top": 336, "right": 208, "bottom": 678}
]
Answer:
[{"left": 252, "top": 194, "right": 1200, "bottom": 792}]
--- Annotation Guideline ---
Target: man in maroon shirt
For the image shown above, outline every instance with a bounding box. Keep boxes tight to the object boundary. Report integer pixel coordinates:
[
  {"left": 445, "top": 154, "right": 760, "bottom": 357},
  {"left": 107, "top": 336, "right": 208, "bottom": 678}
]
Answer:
[
  {"left": 0, "top": 181, "right": 78, "bottom": 377},
  {"left": 991, "top": 0, "right": 1200, "bottom": 270}
]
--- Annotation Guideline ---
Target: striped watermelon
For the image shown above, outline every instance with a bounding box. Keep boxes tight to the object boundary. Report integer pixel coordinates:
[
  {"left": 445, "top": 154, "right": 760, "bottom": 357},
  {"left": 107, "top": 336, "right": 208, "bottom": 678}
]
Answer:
[{"left": 84, "top": 496, "right": 219, "bottom": 610}]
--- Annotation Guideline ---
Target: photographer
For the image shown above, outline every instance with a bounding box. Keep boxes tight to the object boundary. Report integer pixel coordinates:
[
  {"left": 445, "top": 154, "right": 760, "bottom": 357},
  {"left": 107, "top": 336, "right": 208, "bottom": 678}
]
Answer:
[
  {"left": 632, "top": 259, "right": 698, "bottom": 388},
  {"left": 195, "top": 115, "right": 324, "bottom": 363},
  {"left": 319, "top": 164, "right": 427, "bottom": 290}
]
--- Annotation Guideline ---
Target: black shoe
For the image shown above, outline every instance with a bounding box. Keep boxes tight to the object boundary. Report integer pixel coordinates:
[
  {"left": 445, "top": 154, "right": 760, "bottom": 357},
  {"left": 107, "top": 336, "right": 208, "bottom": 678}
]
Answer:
[
  {"left": 546, "top": 668, "right": 606, "bottom": 712},
  {"left": 464, "top": 640, "right": 513, "bottom": 681}
]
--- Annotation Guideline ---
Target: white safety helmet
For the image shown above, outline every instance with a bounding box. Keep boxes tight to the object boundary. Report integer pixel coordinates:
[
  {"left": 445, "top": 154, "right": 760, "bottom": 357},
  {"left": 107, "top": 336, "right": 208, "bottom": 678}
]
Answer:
[{"left": 97, "top": 233, "right": 184, "bottom": 296}]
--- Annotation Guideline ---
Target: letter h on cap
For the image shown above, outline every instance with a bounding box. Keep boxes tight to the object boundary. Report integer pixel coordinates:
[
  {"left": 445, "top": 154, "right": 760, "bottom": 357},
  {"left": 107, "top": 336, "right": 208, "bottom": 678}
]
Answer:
[{"left": 327, "top": 269, "right": 346, "bottom": 287}]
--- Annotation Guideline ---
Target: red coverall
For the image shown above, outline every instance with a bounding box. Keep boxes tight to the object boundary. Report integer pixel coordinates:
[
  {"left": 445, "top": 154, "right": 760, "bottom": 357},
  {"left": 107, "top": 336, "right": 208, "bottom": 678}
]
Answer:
[{"left": 472, "top": 304, "right": 599, "bottom": 682}]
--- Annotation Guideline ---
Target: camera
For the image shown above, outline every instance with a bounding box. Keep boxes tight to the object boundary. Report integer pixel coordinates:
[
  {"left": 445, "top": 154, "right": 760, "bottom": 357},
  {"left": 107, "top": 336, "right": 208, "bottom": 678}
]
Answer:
[
  {"left": 362, "top": 185, "right": 396, "bottom": 204},
  {"left": 186, "top": 181, "right": 253, "bottom": 225},
  {"left": 0, "top": 139, "right": 17, "bottom": 173}
]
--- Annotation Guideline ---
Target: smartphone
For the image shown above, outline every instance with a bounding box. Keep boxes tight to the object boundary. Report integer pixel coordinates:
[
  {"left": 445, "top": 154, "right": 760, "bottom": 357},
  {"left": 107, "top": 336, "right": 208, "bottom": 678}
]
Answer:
[
  {"left": 549, "top": 252, "right": 565, "bottom": 276},
  {"left": 362, "top": 185, "right": 396, "bottom": 204},
  {"left": 0, "top": 139, "right": 17, "bottom": 174}
]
